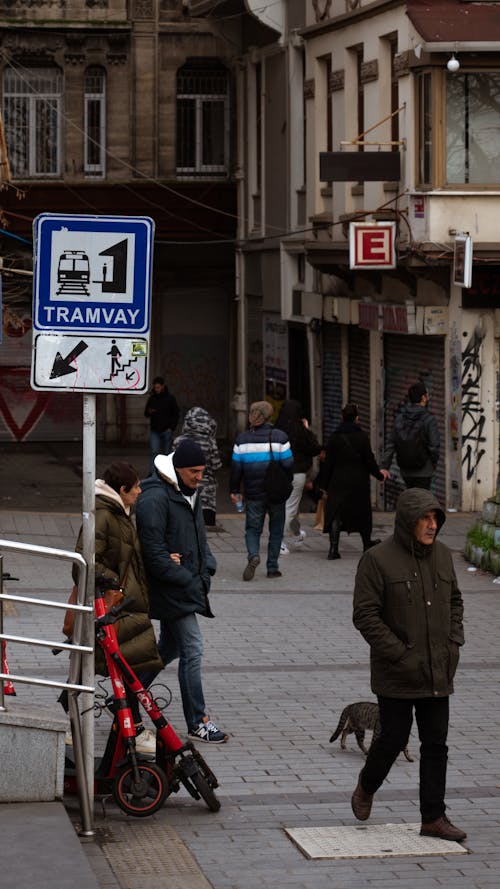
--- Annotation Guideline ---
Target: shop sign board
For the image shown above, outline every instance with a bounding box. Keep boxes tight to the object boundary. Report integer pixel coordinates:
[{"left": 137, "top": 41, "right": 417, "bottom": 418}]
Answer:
[{"left": 349, "top": 222, "right": 396, "bottom": 269}]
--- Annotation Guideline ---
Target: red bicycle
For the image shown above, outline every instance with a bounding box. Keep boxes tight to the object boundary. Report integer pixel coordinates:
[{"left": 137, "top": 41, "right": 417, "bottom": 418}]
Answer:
[{"left": 64, "top": 575, "right": 220, "bottom": 817}]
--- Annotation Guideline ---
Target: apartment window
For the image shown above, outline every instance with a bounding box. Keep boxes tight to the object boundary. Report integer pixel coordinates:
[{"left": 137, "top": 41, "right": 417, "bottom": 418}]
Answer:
[
  {"left": 322, "top": 54, "right": 333, "bottom": 152},
  {"left": 176, "top": 58, "right": 229, "bottom": 177},
  {"left": 390, "top": 38, "right": 399, "bottom": 151},
  {"left": 3, "top": 65, "right": 62, "bottom": 177},
  {"left": 255, "top": 62, "right": 262, "bottom": 193},
  {"left": 84, "top": 66, "right": 106, "bottom": 176},
  {"left": 356, "top": 47, "right": 364, "bottom": 149},
  {"left": 417, "top": 71, "right": 432, "bottom": 186},
  {"left": 417, "top": 69, "right": 500, "bottom": 187},
  {"left": 446, "top": 71, "right": 500, "bottom": 184}
]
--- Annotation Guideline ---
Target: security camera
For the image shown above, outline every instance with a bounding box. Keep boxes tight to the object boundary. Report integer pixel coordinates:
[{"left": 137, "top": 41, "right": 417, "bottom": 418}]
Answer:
[{"left": 447, "top": 55, "right": 460, "bottom": 73}]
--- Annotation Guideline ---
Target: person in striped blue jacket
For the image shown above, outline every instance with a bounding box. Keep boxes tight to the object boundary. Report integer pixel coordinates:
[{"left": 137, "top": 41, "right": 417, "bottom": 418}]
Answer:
[{"left": 230, "top": 401, "right": 293, "bottom": 581}]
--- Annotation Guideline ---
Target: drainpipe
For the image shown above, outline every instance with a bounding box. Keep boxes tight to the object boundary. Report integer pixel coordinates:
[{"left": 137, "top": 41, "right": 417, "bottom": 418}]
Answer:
[{"left": 231, "top": 62, "right": 248, "bottom": 434}]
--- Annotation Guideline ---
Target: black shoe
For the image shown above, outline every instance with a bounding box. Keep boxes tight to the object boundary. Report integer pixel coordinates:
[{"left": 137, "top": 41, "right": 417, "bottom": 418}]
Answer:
[
  {"left": 267, "top": 570, "right": 282, "bottom": 578},
  {"left": 327, "top": 549, "right": 341, "bottom": 560}
]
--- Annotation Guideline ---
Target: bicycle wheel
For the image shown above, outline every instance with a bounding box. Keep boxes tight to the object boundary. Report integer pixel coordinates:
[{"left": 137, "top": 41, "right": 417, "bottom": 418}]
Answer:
[
  {"left": 113, "top": 762, "right": 168, "bottom": 817},
  {"left": 190, "top": 767, "right": 221, "bottom": 812}
]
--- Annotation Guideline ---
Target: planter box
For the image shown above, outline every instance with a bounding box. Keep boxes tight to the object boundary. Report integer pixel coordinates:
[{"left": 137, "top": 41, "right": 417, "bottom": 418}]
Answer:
[
  {"left": 481, "top": 522, "right": 495, "bottom": 542},
  {"left": 483, "top": 500, "right": 497, "bottom": 523},
  {"left": 489, "top": 550, "right": 500, "bottom": 576}
]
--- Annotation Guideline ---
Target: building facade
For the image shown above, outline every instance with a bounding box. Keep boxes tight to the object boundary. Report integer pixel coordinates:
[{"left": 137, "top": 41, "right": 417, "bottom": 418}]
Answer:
[
  {"left": 301, "top": 0, "right": 500, "bottom": 511},
  {"left": 203, "top": 0, "right": 500, "bottom": 512},
  {"left": 0, "top": 0, "right": 236, "bottom": 444}
]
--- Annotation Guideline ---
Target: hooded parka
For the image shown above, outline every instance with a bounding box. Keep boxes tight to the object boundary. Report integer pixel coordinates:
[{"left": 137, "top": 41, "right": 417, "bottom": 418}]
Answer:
[
  {"left": 173, "top": 406, "right": 222, "bottom": 516},
  {"left": 74, "top": 480, "right": 162, "bottom": 677},
  {"left": 353, "top": 488, "right": 464, "bottom": 699},
  {"left": 135, "top": 453, "right": 216, "bottom": 622}
]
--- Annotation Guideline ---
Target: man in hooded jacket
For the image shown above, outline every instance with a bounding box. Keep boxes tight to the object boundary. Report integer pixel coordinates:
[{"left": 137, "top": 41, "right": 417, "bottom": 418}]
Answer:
[
  {"left": 351, "top": 488, "right": 466, "bottom": 842},
  {"left": 136, "top": 439, "right": 228, "bottom": 744}
]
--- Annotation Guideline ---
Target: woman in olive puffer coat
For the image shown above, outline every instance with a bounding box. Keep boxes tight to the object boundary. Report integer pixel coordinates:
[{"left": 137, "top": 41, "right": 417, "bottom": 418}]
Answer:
[{"left": 74, "top": 462, "right": 162, "bottom": 678}]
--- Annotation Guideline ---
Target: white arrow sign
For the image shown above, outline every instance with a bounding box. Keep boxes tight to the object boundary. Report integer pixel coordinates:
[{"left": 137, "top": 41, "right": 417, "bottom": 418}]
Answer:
[{"left": 31, "top": 333, "right": 149, "bottom": 393}]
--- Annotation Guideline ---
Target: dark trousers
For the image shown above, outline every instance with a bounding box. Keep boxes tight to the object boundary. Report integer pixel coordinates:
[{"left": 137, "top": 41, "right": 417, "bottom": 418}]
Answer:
[
  {"left": 402, "top": 476, "right": 432, "bottom": 490},
  {"left": 360, "top": 696, "right": 449, "bottom": 823}
]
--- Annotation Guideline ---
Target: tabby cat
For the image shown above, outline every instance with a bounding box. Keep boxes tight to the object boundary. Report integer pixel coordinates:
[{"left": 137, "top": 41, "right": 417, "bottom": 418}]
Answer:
[{"left": 329, "top": 701, "right": 414, "bottom": 762}]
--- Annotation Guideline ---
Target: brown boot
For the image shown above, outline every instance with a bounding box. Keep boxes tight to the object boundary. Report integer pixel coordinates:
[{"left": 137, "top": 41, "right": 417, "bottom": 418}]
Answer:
[
  {"left": 351, "top": 779, "right": 373, "bottom": 821},
  {"left": 420, "top": 815, "right": 467, "bottom": 842}
]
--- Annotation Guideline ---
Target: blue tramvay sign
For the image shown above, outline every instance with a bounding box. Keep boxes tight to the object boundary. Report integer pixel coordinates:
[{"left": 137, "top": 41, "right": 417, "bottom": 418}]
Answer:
[{"left": 33, "top": 214, "right": 154, "bottom": 334}]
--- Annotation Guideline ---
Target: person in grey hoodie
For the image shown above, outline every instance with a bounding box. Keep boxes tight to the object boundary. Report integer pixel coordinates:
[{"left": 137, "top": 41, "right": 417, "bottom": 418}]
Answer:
[{"left": 351, "top": 488, "right": 466, "bottom": 843}]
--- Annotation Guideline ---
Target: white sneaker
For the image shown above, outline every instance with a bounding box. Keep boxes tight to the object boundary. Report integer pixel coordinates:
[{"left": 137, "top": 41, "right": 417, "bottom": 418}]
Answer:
[
  {"left": 291, "top": 530, "right": 306, "bottom": 548},
  {"left": 135, "top": 728, "right": 156, "bottom": 756},
  {"left": 280, "top": 542, "right": 290, "bottom": 555}
]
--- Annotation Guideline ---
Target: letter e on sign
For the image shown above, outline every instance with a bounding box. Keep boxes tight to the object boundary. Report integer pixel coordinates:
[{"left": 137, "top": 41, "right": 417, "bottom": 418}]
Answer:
[{"left": 349, "top": 222, "right": 396, "bottom": 269}]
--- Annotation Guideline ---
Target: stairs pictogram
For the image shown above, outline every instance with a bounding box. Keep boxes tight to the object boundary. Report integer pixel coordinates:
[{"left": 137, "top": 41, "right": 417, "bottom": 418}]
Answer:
[{"left": 103, "top": 354, "right": 138, "bottom": 383}]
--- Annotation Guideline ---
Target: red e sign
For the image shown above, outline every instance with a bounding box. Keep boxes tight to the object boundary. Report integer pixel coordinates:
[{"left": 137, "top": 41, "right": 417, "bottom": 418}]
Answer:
[{"left": 349, "top": 222, "right": 396, "bottom": 269}]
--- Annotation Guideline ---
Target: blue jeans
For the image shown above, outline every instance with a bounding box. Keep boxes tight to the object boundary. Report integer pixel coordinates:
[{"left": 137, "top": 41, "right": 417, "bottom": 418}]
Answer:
[
  {"left": 141, "top": 613, "right": 206, "bottom": 731},
  {"left": 150, "top": 429, "right": 173, "bottom": 472},
  {"left": 245, "top": 499, "right": 285, "bottom": 573}
]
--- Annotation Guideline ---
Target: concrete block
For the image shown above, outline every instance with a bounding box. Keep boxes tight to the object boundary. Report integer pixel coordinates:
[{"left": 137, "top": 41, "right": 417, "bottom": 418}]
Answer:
[{"left": 0, "top": 701, "right": 67, "bottom": 801}]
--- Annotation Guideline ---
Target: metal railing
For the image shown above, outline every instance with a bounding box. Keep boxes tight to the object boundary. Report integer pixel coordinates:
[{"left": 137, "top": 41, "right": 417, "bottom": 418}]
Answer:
[{"left": 0, "top": 539, "right": 95, "bottom": 835}]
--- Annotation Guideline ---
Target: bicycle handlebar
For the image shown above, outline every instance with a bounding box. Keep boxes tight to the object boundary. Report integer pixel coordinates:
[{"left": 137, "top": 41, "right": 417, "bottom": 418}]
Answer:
[
  {"left": 95, "top": 596, "right": 136, "bottom": 629},
  {"left": 95, "top": 573, "right": 121, "bottom": 593}
]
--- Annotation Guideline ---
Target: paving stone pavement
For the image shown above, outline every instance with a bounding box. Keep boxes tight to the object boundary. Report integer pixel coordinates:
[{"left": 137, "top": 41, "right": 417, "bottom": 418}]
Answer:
[{"left": 1, "top": 448, "right": 499, "bottom": 888}]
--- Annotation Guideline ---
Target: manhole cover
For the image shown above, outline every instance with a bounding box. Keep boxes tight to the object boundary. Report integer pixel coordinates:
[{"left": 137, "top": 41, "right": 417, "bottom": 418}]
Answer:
[
  {"left": 100, "top": 822, "right": 212, "bottom": 888},
  {"left": 285, "top": 823, "right": 469, "bottom": 859}
]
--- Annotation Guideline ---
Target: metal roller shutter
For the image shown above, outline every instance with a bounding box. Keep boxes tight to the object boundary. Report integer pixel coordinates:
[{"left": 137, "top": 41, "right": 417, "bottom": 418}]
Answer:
[
  {"left": 321, "top": 322, "right": 343, "bottom": 443},
  {"left": 348, "top": 327, "right": 371, "bottom": 432},
  {"left": 383, "top": 334, "right": 446, "bottom": 509}
]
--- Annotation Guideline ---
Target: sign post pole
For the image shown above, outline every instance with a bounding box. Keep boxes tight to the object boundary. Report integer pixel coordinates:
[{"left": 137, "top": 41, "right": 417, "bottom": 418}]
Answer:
[
  {"left": 31, "top": 213, "right": 154, "bottom": 817},
  {"left": 81, "top": 393, "right": 96, "bottom": 808}
]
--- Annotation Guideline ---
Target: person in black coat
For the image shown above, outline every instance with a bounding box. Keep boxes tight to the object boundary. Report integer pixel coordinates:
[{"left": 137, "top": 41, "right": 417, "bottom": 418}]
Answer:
[
  {"left": 322, "top": 403, "right": 390, "bottom": 560},
  {"left": 144, "top": 376, "right": 180, "bottom": 473},
  {"left": 274, "top": 399, "right": 321, "bottom": 552}
]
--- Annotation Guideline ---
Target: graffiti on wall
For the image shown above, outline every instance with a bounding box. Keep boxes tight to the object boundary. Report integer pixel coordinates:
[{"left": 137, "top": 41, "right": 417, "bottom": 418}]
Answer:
[
  {"left": 461, "top": 327, "right": 486, "bottom": 481},
  {"left": 448, "top": 323, "right": 462, "bottom": 507}
]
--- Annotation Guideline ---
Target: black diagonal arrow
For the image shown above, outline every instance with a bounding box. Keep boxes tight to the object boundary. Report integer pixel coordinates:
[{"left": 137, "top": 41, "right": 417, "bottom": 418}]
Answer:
[{"left": 50, "top": 341, "right": 89, "bottom": 378}]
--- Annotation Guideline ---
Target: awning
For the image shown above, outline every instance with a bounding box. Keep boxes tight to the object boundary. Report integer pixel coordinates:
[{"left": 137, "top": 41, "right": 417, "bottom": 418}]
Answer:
[{"left": 407, "top": 0, "right": 500, "bottom": 43}]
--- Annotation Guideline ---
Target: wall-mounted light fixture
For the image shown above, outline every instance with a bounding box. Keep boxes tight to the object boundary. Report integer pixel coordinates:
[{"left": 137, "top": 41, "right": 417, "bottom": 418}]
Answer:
[
  {"left": 447, "top": 54, "right": 460, "bottom": 73},
  {"left": 308, "top": 317, "right": 322, "bottom": 334}
]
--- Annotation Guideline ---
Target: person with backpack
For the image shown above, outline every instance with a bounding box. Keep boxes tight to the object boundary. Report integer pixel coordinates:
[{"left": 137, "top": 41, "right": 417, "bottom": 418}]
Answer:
[{"left": 381, "top": 382, "right": 440, "bottom": 490}]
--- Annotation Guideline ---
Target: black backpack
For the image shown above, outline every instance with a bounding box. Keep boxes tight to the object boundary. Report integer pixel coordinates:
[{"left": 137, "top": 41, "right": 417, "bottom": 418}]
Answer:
[{"left": 393, "top": 413, "right": 428, "bottom": 470}]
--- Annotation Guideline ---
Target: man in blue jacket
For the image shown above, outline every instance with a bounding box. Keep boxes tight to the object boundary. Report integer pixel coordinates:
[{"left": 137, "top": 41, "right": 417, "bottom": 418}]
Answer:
[
  {"left": 136, "top": 438, "right": 228, "bottom": 743},
  {"left": 230, "top": 400, "right": 293, "bottom": 581}
]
